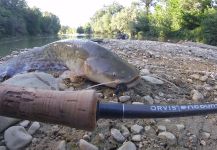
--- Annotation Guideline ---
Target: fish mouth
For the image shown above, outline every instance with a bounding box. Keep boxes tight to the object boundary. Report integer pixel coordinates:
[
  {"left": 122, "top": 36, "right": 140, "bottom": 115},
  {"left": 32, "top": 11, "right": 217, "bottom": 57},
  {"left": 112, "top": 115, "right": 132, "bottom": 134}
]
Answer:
[{"left": 121, "top": 76, "right": 141, "bottom": 88}]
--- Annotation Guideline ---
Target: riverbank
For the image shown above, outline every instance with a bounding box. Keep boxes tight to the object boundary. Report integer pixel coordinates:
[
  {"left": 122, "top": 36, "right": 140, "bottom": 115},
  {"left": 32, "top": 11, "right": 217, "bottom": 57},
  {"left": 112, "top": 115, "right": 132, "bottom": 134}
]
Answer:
[{"left": 0, "top": 39, "right": 217, "bottom": 149}]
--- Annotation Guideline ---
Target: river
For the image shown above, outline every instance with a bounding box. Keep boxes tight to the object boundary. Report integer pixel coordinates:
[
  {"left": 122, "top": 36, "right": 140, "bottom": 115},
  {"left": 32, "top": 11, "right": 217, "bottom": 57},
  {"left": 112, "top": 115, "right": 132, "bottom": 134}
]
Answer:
[{"left": 0, "top": 35, "right": 83, "bottom": 57}]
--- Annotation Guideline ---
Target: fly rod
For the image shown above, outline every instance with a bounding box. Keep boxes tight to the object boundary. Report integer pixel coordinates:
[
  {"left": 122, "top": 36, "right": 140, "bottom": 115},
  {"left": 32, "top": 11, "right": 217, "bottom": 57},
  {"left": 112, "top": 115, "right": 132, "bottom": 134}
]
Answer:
[{"left": 0, "top": 84, "right": 217, "bottom": 131}]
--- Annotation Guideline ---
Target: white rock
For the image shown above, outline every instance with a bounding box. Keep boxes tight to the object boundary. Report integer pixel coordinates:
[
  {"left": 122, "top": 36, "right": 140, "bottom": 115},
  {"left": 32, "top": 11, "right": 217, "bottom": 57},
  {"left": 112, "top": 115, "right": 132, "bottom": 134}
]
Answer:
[
  {"left": 117, "top": 141, "right": 136, "bottom": 150},
  {"left": 190, "top": 74, "right": 200, "bottom": 80},
  {"left": 131, "top": 124, "right": 143, "bottom": 134},
  {"left": 140, "top": 69, "right": 150, "bottom": 75},
  {"left": 157, "top": 125, "right": 166, "bottom": 132},
  {"left": 4, "top": 126, "right": 32, "bottom": 150},
  {"left": 19, "top": 120, "right": 30, "bottom": 128},
  {"left": 132, "top": 134, "right": 142, "bottom": 142},
  {"left": 158, "top": 131, "right": 176, "bottom": 145},
  {"left": 79, "top": 139, "right": 98, "bottom": 150},
  {"left": 111, "top": 128, "right": 125, "bottom": 143},
  {"left": 83, "top": 134, "right": 90, "bottom": 141},
  {"left": 192, "top": 90, "right": 204, "bottom": 101},
  {"left": 176, "top": 124, "right": 185, "bottom": 131},
  {"left": 98, "top": 133, "right": 105, "bottom": 141},
  {"left": 57, "top": 140, "right": 66, "bottom": 150},
  {"left": 132, "top": 102, "right": 144, "bottom": 105},
  {"left": 28, "top": 122, "right": 40, "bottom": 135},
  {"left": 141, "top": 76, "right": 164, "bottom": 85},
  {"left": 119, "top": 96, "right": 131, "bottom": 102}
]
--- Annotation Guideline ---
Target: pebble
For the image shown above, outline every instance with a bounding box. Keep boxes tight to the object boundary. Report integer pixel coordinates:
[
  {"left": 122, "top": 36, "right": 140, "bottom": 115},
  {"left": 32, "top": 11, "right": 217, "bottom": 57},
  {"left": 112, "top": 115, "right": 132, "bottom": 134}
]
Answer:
[
  {"left": 121, "top": 125, "right": 130, "bottom": 138},
  {"left": 201, "top": 132, "right": 211, "bottom": 139},
  {"left": 140, "top": 69, "right": 150, "bottom": 75},
  {"left": 132, "top": 102, "right": 144, "bottom": 105},
  {"left": 119, "top": 96, "right": 131, "bottom": 102},
  {"left": 79, "top": 139, "right": 98, "bottom": 150},
  {"left": 131, "top": 124, "right": 143, "bottom": 134},
  {"left": 141, "top": 76, "right": 164, "bottom": 85},
  {"left": 157, "top": 125, "right": 166, "bottom": 132},
  {"left": 117, "top": 141, "right": 136, "bottom": 150},
  {"left": 191, "top": 90, "right": 204, "bottom": 101},
  {"left": 57, "top": 140, "right": 66, "bottom": 150},
  {"left": 132, "top": 134, "right": 142, "bottom": 142},
  {"left": 28, "top": 122, "right": 40, "bottom": 135},
  {"left": 200, "top": 75, "right": 208, "bottom": 82},
  {"left": 83, "top": 134, "right": 91, "bottom": 141},
  {"left": 19, "top": 120, "right": 30, "bottom": 128},
  {"left": 111, "top": 128, "right": 125, "bottom": 143},
  {"left": 176, "top": 124, "right": 185, "bottom": 131},
  {"left": 98, "top": 133, "right": 105, "bottom": 141},
  {"left": 4, "top": 126, "right": 32, "bottom": 150},
  {"left": 190, "top": 74, "right": 200, "bottom": 80},
  {"left": 0, "top": 146, "right": 6, "bottom": 150},
  {"left": 200, "top": 140, "right": 206, "bottom": 146},
  {"left": 158, "top": 131, "right": 177, "bottom": 145},
  {"left": 142, "top": 95, "right": 154, "bottom": 104}
]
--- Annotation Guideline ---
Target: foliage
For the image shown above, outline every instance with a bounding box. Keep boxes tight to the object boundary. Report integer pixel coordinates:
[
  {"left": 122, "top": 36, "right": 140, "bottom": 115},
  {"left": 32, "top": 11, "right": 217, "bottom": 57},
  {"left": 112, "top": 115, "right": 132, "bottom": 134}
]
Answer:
[
  {"left": 82, "top": 0, "right": 217, "bottom": 45},
  {"left": 0, "top": 0, "right": 61, "bottom": 38}
]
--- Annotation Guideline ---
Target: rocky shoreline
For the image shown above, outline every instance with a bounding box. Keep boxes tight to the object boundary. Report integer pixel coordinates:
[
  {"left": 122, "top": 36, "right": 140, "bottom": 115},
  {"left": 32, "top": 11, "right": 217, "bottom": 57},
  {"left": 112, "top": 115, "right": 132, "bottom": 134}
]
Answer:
[{"left": 0, "top": 39, "right": 217, "bottom": 150}]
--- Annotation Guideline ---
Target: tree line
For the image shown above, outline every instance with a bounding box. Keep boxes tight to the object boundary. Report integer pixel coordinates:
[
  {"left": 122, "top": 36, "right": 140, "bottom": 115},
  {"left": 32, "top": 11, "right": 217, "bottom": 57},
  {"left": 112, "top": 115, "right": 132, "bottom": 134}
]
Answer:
[
  {"left": 0, "top": 0, "right": 61, "bottom": 38},
  {"left": 72, "top": 0, "right": 217, "bottom": 46}
]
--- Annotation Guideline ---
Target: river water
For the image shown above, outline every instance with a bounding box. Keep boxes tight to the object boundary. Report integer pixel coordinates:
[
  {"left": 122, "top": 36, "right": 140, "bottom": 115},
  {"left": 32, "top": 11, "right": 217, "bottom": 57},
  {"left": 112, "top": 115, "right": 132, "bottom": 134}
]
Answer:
[{"left": 0, "top": 35, "right": 83, "bottom": 57}]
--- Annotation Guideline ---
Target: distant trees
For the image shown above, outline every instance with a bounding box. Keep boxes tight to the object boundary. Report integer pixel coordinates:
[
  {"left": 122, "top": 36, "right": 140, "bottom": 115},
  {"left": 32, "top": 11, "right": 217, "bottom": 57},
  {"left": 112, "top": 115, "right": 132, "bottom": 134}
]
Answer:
[
  {"left": 79, "top": 0, "right": 217, "bottom": 45},
  {"left": 0, "top": 0, "right": 61, "bottom": 38}
]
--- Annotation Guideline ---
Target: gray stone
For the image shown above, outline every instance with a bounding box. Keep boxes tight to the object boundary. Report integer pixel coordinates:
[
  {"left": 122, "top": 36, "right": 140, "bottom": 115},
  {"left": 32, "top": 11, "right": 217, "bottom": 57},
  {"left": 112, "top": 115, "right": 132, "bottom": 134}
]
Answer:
[
  {"left": 131, "top": 124, "right": 143, "bottom": 134},
  {"left": 132, "top": 134, "right": 142, "bottom": 142},
  {"left": 111, "top": 128, "right": 125, "bottom": 143},
  {"left": 79, "top": 139, "right": 98, "bottom": 150},
  {"left": 117, "top": 141, "right": 136, "bottom": 150},
  {"left": 158, "top": 131, "right": 177, "bottom": 145},
  {"left": 0, "top": 117, "right": 20, "bottom": 133},
  {"left": 201, "top": 132, "right": 211, "bottom": 139},
  {"left": 3, "top": 72, "right": 59, "bottom": 90},
  {"left": 4, "top": 126, "right": 32, "bottom": 150},
  {"left": 57, "top": 140, "right": 66, "bottom": 150},
  {"left": 121, "top": 125, "right": 130, "bottom": 138},
  {"left": 142, "top": 95, "right": 154, "bottom": 104},
  {"left": 141, "top": 76, "right": 164, "bottom": 85},
  {"left": 28, "top": 122, "right": 40, "bottom": 135},
  {"left": 0, "top": 146, "right": 6, "bottom": 150},
  {"left": 119, "top": 96, "right": 131, "bottom": 102},
  {"left": 19, "top": 120, "right": 30, "bottom": 128},
  {"left": 200, "top": 75, "right": 208, "bottom": 82}
]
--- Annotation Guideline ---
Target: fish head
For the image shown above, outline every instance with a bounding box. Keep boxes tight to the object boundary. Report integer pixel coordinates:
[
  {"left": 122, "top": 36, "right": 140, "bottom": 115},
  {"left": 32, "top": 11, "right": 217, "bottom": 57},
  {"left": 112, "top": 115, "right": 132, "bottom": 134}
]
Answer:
[{"left": 84, "top": 56, "right": 140, "bottom": 88}]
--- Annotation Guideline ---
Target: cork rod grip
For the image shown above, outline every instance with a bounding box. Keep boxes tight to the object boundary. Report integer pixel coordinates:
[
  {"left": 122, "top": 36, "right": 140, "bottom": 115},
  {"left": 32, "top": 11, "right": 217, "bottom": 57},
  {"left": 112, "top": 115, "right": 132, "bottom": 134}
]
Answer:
[{"left": 0, "top": 84, "right": 98, "bottom": 131}]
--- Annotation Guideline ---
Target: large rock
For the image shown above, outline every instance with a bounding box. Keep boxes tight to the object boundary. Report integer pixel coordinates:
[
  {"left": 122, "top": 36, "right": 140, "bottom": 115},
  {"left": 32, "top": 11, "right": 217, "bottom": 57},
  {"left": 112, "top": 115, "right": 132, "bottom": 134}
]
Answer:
[
  {"left": 0, "top": 117, "right": 20, "bottom": 133},
  {"left": 4, "top": 126, "right": 32, "bottom": 150},
  {"left": 3, "top": 72, "right": 59, "bottom": 90}
]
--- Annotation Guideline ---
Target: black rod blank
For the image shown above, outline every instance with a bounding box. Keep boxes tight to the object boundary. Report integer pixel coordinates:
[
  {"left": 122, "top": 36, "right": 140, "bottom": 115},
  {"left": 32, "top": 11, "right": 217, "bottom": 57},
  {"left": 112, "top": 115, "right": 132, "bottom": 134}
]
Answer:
[{"left": 97, "top": 102, "right": 217, "bottom": 119}]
